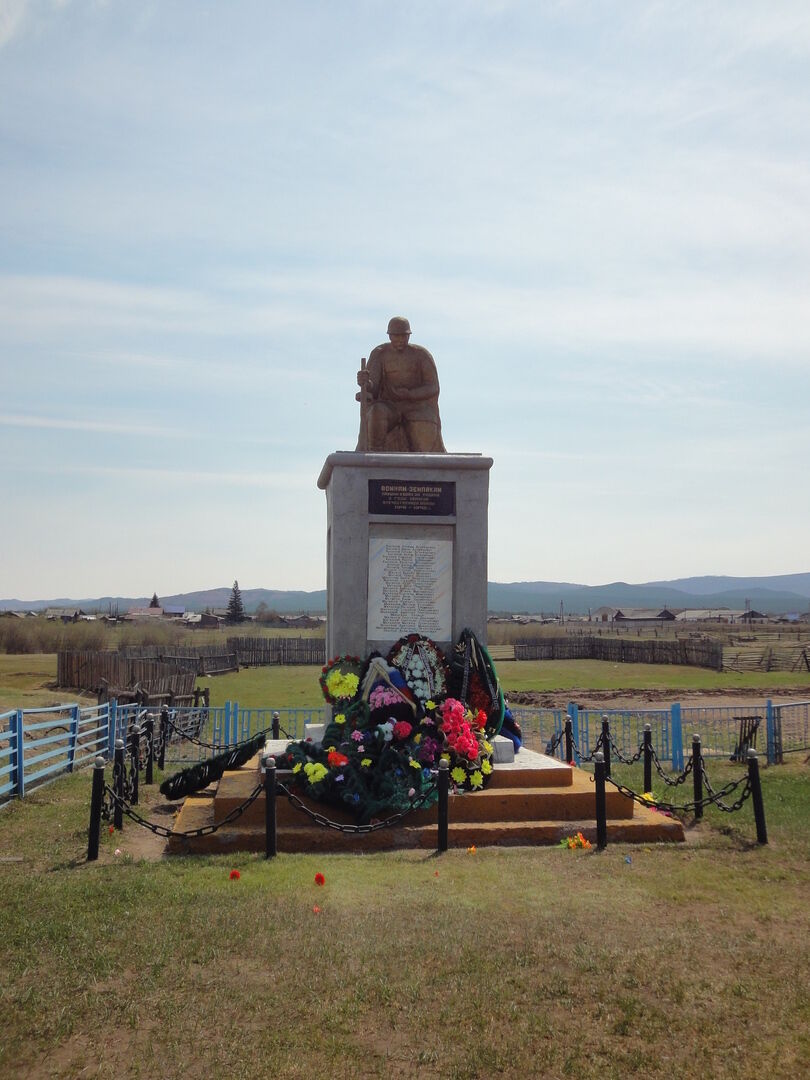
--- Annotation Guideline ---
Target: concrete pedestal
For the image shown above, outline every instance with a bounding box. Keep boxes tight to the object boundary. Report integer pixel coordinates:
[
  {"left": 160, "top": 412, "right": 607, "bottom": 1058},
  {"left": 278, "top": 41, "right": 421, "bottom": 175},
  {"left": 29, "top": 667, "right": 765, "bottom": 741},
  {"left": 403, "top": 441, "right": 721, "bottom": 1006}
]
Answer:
[{"left": 317, "top": 452, "right": 493, "bottom": 659}]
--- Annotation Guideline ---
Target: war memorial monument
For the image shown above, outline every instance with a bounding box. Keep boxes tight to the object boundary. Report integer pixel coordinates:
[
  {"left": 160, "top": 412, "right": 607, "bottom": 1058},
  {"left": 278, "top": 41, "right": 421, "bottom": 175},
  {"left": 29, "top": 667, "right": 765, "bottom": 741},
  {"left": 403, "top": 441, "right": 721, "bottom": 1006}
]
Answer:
[{"left": 318, "top": 316, "right": 493, "bottom": 660}]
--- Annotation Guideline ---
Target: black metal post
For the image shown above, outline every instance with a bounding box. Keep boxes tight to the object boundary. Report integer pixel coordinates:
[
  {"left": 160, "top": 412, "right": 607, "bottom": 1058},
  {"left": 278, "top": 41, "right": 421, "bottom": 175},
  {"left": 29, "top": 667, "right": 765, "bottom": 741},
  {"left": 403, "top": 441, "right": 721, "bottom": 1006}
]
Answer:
[
  {"left": 437, "top": 759, "right": 449, "bottom": 853},
  {"left": 643, "top": 724, "right": 652, "bottom": 794},
  {"left": 272, "top": 711, "right": 280, "bottom": 740},
  {"left": 601, "top": 714, "right": 611, "bottom": 778},
  {"left": 129, "top": 726, "right": 140, "bottom": 806},
  {"left": 158, "top": 707, "right": 168, "bottom": 771},
  {"left": 87, "top": 757, "right": 105, "bottom": 861},
  {"left": 692, "top": 734, "right": 703, "bottom": 820},
  {"left": 747, "top": 749, "right": 768, "bottom": 844},
  {"left": 264, "top": 755, "right": 277, "bottom": 858},
  {"left": 594, "top": 751, "right": 607, "bottom": 850},
  {"left": 564, "top": 715, "right": 574, "bottom": 765},
  {"left": 144, "top": 716, "right": 154, "bottom": 786},
  {"left": 113, "top": 738, "right": 124, "bottom": 830}
]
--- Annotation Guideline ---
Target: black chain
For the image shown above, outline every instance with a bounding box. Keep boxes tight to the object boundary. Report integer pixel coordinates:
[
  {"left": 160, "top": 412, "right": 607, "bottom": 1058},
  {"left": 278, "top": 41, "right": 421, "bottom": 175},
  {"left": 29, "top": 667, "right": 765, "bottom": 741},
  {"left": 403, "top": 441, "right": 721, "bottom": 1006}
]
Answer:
[
  {"left": 700, "top": 761, "right": 755, "bottom": 813},
  {"left": 103, "top": 782, "right": 264, "bottom": 838},
  {"left": 545, "top": 730, "right": 564, "bottom": 755},
  {"left": 606, "top": 773, "right": 750, "bottom": 815},
  {"left": 164, "top": 713, "right": 272, "bottom": 752},
  {"left": 278, "top": 780, "right": 438, "bottom": 834},
  {"left": 649, "top": 745, "right": 694, "bottom": 786},
  {"left": 608, "top": 734, "right": 645, "bottom": 765}
]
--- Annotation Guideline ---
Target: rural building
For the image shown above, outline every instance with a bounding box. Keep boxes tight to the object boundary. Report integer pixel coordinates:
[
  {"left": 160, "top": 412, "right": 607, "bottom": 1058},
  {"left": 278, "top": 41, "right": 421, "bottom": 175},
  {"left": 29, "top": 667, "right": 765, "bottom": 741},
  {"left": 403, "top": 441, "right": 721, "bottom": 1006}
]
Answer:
[{"left": 613, "top": 608, "right": 677, "bottom": 624}]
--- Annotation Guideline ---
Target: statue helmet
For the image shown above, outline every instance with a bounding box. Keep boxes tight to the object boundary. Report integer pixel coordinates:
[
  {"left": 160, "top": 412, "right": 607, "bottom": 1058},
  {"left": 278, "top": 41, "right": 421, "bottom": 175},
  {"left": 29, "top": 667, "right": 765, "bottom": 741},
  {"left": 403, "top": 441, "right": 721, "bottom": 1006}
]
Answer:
[{"left": 387, "top": 316, "right": 411, "bottom": 336}]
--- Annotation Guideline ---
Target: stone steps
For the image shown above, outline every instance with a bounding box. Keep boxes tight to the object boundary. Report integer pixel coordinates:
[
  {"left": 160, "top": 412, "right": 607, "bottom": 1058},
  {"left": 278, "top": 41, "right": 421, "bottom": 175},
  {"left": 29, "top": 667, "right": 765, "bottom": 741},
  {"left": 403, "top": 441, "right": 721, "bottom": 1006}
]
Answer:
[{"left": 168, "top": 746, "right": 684, "bottom": 854}]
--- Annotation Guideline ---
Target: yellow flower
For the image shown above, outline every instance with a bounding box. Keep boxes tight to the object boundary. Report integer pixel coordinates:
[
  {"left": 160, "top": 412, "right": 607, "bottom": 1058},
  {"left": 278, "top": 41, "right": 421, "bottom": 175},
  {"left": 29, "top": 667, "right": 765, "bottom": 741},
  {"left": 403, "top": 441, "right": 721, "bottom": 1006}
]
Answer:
[
  {"left": 304, "top": 762, "right": 328, "bottom": 784},
  {"left": 360, "top": 758, "right": 372, "bottom": 768},
  {"left": 413, "top": 734, "right": 422, "bottom": 744},
  {"left": 483, "top": 741, "right": 493, "bottom": 754},
  {"left": 425, "top": 700, "right": 436, "bottom": 710},
  {"left": 334, "top": 713, "right": 346, "bottom": 725},
  {"left": 326, "top": 746, "right": 336, "bottom": 752},
  {"left": 481, "top": 759, "right": 492, "bottom": 775},
  {"left": 469, "top": 770, "right": 484, "bottom": 790},
  {"left": 451, "top": 766, "right": 466, "bottom": 784},
  {"left": 292, "top": 762, "right": 302, "bottom": 774},
  {"left": 409, "top": 758, "right": 422, "bottom": 770},
  {"left": 440, "top": 753, "right": 451, "bottom": 762}
]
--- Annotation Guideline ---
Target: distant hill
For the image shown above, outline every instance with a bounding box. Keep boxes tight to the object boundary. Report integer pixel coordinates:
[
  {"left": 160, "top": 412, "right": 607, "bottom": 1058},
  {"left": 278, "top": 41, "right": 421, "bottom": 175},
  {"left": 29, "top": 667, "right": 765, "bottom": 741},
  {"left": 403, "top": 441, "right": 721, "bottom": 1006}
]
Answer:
[
  {"left": 487, "top": 576, "right": 810, "bottom": 615},
  {"left": 3, "top": 572, "right": 809, "bottom": 617}
]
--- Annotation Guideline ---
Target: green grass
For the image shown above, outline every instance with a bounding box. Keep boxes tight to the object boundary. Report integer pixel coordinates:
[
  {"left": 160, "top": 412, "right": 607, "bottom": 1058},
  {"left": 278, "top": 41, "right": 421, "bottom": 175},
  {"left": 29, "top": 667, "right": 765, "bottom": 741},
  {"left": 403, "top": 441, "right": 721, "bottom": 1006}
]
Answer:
[
  {"left": 1, "top": 761, "right": 808, "bottom": 1078},
  {"left": 497, "top": 659, "right": 810, "bottom": 695}
]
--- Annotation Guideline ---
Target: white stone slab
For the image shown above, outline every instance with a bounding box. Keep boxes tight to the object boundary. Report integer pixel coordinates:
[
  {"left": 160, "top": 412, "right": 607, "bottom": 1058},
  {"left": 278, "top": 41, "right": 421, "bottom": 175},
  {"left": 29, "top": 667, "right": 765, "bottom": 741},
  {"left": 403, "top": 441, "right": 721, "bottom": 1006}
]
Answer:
[
  {"left": 303, "top": 722, "right": 326, "bottom": 745},
  {"left": 491, "top": 734, "right": 515, "bottom": 764},
  {"left": 366, "top": 536, "right": 453, "bottom": 641}
]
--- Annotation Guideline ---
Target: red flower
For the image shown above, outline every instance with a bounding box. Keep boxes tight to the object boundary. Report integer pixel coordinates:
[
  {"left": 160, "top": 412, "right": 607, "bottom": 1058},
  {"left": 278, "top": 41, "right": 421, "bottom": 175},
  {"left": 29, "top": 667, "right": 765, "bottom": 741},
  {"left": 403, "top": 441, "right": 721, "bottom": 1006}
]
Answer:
[
  {"left": 313, "top": 905, "right": 322, "bottom": 914},
  {"left": 314, "top": 872, "right": 325, "bottom": 886},
  {"left": 392, "top": 720, "right": 412, "bottom": 741},
  {"left": 327, "top": 750, "right": 349, "bottom": 767},
  {"left": 108, "top": 825, "right": 115, "bottom": 835},
  {"left": 229, "top": 869, "right": 241, "bottom": 880}
]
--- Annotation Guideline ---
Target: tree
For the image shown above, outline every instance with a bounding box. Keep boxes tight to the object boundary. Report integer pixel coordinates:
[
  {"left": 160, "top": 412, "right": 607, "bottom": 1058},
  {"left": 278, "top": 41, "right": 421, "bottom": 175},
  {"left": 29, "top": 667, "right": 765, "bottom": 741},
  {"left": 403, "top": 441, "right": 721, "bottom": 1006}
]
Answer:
[
  {"left": 149, "top": 592, "right": 160, "bottom": 608},
  {"left": 226, "top": 580, "right": 246, "bottom": 624}
]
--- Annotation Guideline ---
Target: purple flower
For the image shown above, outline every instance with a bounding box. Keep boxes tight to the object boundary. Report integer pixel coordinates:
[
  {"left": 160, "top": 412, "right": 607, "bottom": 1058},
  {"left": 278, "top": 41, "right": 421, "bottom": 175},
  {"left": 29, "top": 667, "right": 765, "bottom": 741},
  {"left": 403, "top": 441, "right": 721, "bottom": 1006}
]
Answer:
[{"left": 335, "top": 774, "right": 345, "bottom": 783}]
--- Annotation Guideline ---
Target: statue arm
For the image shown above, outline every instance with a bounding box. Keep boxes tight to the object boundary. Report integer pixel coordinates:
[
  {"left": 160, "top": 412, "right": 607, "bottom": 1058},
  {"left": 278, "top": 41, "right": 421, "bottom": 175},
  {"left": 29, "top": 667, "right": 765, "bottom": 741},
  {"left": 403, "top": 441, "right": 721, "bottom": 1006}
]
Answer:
[{"left": 405, "top": 351, "right": 440, "bottom": 402}]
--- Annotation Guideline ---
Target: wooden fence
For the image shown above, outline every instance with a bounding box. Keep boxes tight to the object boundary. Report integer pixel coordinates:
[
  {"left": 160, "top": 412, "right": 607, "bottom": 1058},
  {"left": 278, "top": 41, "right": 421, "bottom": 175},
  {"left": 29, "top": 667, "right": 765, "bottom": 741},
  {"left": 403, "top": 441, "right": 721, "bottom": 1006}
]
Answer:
[
  {"left": 722, "top": 642, "right": 810, "bottom": 673},
  {"left": 119, "top": 645, "right": 238, "bottom": 675},
  {"left": 513, "top": 636, "right": 724, "bottom": 670},
  {"left": 57, "top": 651, "right": 197, "bottom": 703},
  {"left": 227, "top": 636, "right": 327, "bottom": 666}
]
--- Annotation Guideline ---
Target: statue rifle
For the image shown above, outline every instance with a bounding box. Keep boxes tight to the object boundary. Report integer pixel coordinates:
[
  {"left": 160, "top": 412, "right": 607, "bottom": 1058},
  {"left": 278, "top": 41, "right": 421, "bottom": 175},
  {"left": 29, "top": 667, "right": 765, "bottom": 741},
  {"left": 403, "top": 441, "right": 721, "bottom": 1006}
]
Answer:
[{"left": 359, "top": 355, "right": 368, "bottom": 450}]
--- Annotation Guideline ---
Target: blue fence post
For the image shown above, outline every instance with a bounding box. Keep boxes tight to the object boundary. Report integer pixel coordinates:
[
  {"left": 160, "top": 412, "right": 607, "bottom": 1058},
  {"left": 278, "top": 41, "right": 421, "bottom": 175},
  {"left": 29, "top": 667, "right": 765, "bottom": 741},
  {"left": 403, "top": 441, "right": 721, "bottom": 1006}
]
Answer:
[
  {"left": 107, "top": 699, "right": 118, "bottom": 760},
  {"left": 670, "top": 703, "right": 684, "bottom": 771},
  {"left": 569, "top": 702, "right": 580, "bottom": 756},
  {"left": 223, "top": 700, "right": 231, "bottom": 746},
  {"left": 67, "top": 705, "right": 80, "bottom": 772},
  {"left": 233, "top": 701, "right": 241, "bottom": 742},
  {"left": 14, "top": 709, "right": 25, "bottom": 799},
  {"left": 765, "top": 699, "right": 775, "bottom": 765}
]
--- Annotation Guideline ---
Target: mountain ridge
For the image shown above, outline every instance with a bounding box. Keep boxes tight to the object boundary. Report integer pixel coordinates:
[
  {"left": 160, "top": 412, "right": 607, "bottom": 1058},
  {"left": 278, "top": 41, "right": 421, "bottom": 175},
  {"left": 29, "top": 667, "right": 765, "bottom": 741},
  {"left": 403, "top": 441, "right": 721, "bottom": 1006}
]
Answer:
[{"left": 3, "top": 572, "right": 809, "bottom": 616}]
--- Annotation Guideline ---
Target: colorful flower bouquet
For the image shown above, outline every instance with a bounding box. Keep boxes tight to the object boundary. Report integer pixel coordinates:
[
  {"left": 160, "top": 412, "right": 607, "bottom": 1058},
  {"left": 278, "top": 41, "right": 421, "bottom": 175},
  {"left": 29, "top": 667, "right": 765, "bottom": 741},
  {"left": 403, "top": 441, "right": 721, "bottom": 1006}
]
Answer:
[{"left": 281, "top": 632, "right": 504, "bottom": 823}]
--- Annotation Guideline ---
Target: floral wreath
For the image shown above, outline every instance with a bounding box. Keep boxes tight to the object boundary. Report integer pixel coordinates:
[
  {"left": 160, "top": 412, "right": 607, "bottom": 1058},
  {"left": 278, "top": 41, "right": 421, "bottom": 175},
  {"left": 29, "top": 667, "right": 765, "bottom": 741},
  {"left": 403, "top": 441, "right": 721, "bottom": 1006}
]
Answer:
[
  {"left": 282, "top": 634, "right": 497, "bottom": 822},
  {"left": 318, "top": 655, "right": 364, "bottom": 705}
]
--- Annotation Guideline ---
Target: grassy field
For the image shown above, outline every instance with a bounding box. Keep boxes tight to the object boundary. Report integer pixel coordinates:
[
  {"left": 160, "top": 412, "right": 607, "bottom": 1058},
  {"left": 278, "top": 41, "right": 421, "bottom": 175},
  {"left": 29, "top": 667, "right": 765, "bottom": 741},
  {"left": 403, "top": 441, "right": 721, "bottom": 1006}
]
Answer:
[
  {"left": 1, "top": 657, "right": 809, "bottom": 1077},
  {"left": 4, "top": 653, "right": 810, "bottom": 713},
  {"left": 0, "top": 753, "right": 808, "bottom": 1079}
]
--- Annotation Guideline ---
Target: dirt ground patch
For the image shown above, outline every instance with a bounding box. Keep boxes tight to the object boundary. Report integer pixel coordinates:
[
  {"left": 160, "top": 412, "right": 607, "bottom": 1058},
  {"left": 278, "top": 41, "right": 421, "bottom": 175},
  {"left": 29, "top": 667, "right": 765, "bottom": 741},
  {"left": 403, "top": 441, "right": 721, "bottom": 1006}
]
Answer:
[{"left": 505, "top": 688, "right": 805, "bottom": 709}]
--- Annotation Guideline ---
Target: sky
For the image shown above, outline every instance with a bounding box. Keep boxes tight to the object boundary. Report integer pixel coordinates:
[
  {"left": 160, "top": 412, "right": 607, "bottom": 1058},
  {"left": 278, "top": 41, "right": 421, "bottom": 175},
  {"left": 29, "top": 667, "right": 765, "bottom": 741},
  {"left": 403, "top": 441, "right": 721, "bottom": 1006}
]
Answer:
[{"left": 1, "top": 0, "right": 809, "bottom": 601}]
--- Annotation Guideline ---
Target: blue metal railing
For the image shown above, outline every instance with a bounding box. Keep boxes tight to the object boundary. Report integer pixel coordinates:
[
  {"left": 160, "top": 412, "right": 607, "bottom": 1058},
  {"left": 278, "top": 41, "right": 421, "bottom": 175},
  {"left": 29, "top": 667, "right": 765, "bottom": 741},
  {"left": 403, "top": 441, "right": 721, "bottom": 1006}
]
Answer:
[{"left": 2, "top": 694, "right": 802, "bottom": 802}]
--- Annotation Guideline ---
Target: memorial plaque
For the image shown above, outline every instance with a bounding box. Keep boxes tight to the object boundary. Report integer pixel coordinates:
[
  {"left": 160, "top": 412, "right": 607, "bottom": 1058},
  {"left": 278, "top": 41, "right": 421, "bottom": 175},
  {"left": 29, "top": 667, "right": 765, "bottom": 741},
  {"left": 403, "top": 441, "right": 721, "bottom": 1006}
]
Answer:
[
  {"left": 368, "top": 479, "right": 455, "bottom": 517},
  {"left": 367, "top": 537, "right": 452, "bottom": 641}
]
